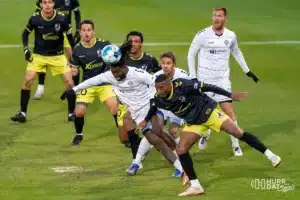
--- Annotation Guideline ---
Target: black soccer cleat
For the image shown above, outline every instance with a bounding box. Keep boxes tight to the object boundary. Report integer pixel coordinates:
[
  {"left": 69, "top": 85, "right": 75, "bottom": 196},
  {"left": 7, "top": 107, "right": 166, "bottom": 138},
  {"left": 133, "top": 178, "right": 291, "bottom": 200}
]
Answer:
[
  {"left": 72, "top": 134, "right": 83, "bottom": 146},
  {"left": 124, "top": 142, "right": 131, "bottom": 148},
  {"left": 10, "top": 112, "right": 27, "bottom": 123},
  {"left": 68, "top": 113, "right": 76, "bottom": 122}
]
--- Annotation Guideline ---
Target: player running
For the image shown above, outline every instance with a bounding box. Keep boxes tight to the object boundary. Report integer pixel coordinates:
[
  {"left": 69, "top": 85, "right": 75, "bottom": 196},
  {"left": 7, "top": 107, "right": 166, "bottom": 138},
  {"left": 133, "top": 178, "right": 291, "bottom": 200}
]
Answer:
[
  {"left": 141, "top": 75, "right": 281, "bottom": 196},
  {"left": 69, "top": 20, "right": 119, "bottom": 145},
  {"left": 187, "top": 7, "right": 259, "bottom": 156},
  {"left": 60, "top": 43, "right": 184, "bottom": 178},
  {"left": 34, "top": 0, "right": 81, "bottom": 99},
  {"left": 11, "top": 0, "right": 75, "bottom": 123}
]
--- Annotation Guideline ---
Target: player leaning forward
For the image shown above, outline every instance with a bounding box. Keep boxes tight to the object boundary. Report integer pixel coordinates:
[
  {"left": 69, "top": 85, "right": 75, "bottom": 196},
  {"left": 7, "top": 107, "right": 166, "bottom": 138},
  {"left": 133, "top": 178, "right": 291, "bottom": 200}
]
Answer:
[
  {"left": 187, "top": 7, "right": 259, "bottom": 156},
  {"left": 141, "top": 75, "right": 281, "bottom": 196}
]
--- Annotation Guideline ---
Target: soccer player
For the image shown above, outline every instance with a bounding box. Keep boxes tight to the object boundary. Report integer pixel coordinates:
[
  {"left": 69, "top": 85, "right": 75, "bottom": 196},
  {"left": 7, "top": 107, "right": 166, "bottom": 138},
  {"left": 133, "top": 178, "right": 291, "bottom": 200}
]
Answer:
[
  {"left": 69, "top": 20, "right": 119, "bottom": 145},
  {"left": 187, "top": 7, "right": 259, "bottom": 156},
  {"left": 142, "top": 75, "right": 281, "bottom": 196},
  {"left": 34, "top": 0, "right": 81, "bottom": 99},
  {"left": 117, "top": 31, "right": 161, "bottom": 147},
  {"left": 60, "top": 43, "right": 184, "bottom": 178},
  {"left": 10, "top": 0, "right": 75, "bottom": 123}
]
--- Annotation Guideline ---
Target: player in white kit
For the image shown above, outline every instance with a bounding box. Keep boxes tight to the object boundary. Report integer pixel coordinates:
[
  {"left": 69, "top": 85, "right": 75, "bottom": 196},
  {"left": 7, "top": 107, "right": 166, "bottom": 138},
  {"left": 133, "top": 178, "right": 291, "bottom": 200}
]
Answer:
[
  {"left": 187, "top": 7, "right": 259, "bottom": 156},
  {"left": 60, "top": 43, "right": 184, "bottom": 177}
]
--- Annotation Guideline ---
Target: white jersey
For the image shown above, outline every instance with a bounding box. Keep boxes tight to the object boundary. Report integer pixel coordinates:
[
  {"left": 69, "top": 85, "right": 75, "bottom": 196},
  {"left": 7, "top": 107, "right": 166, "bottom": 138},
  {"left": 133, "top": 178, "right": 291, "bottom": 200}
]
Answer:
[
  {"left": 73, "top": 67, "right": 154, "bottom": 122},
  {"left": 187, "top": 26, "right": 250, "bottom": 83},
  {"left": 152, "top": 67, "right": 191, "bottom": 82}
]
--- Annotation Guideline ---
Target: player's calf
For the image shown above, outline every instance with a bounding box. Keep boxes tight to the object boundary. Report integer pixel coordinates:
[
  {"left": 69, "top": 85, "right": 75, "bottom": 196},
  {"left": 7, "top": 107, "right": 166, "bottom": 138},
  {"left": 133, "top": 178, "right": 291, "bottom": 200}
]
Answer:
[
  {"left": 72, "top": 103, "right": 87, "bottom": 145},
  {"left": 62, "top": 72, "right": 75, "bottom": 121}
]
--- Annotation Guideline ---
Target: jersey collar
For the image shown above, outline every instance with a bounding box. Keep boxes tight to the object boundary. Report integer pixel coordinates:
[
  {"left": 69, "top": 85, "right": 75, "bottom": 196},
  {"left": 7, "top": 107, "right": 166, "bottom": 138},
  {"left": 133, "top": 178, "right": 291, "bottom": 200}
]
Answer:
[
  {"left": 81, "top": 38, "right": 97, "bottom": 48},
  {"left": 130, "top": 51, "right": 144, "bottom": 60},
  {"left": 41, "top": 10, "right": 57, "bottom": 21}
]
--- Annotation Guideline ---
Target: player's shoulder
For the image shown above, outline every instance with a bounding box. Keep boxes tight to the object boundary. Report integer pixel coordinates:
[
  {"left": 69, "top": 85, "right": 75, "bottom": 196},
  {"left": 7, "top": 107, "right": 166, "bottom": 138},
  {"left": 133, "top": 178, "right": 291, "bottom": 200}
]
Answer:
[
  {"left": 96, "top": 38, "right": 111, "bottom": 47},
  {"left": 224, "top": 27, "right": 236, "bottom": 37},
  {"left": 72, "top": 42, "right": 82, "bottom": 52},
  {"left": 30, "top": 11, "right": 40, "bottom": 18},
  {"left": 194, "top": 26, "right": 211, "bottom": 37},
  {"left": 176, "top": 68, "right": 189, "bottom": 75},
  {"left": 56, "top": 11, "right": 67, "bottom": 21},
  {"left": 143, "top": 52, "right": 157, "bottom": 60}
]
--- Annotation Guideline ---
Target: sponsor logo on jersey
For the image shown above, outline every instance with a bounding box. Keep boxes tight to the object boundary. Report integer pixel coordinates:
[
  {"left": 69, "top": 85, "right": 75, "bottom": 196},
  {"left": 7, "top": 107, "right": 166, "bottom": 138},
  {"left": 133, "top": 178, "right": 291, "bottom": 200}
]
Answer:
[
  {"left": 86, "top": 60, "right": 104, "bottom": 69},
  {"left": 42, "top": 33, "right": 59, "bottom": 40}
]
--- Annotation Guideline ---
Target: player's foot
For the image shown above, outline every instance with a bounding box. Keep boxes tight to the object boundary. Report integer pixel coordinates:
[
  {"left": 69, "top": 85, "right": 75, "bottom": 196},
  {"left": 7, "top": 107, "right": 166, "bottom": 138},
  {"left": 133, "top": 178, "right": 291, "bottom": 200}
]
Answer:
[
  {"left": 172, "top": 168, "right": 183, "bottom": 177},
  {"left": 72, "top": 134, "right": 83, "bottom": 146},
  {"left": 233, "top": 146, "right": 243, "bottom": 156},
  {"left": 178, "top": 186, "right": 205, "bottom": 197},
  {"left": 181, "top": 172, "right": 189, "bottom": 186},
  {"left": 68, "top": 113, "right": 75, "bottom": 122},
  {"left": 271, "top": 155, "right": 281, "bottom": 168},
  {"left": 126, "top": 164, "right": 139, "bottom": 175},
  {"left": 198, "top": 132, "right": 211, "bottom": 150},
  {"left": 33, "top": 86, "right": 44, "bottom": 100},
  {"left": 124, "top": 142, "right": 131, "bottom": 148},
  {"left": 10, "top": 112, "right": 26, "bottom": 123}
]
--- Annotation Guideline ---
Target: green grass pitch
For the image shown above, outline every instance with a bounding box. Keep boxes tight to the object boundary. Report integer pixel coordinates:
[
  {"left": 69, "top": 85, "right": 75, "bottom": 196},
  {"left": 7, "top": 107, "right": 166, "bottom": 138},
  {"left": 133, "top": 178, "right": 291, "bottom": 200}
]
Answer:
[{"left": 0, "top": 0, "right": 300, "bottom": 199}]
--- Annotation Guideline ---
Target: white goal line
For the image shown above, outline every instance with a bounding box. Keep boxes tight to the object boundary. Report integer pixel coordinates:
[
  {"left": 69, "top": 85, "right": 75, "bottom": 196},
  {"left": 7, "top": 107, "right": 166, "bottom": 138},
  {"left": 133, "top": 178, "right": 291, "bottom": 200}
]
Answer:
[{"left": 0, "top": 41, "right": 300, "bottom": 48}]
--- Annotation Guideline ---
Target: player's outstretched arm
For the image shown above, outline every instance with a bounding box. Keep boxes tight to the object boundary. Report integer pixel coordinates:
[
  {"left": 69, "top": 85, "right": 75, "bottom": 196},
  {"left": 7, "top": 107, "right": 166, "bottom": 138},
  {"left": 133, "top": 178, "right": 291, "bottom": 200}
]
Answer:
[{"left": 22, "top": 18, "right": 34, "bottom": 62}]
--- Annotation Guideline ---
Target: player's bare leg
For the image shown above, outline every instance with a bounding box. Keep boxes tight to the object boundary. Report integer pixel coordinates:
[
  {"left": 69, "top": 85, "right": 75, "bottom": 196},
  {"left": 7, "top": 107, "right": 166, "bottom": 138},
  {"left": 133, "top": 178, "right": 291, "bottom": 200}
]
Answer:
[
  {"left": 62, "top": 71, "right": 75, "bottom": 121},
  {"left": 103, "top": 96, "right": 118, "bottom": 127},
  {"left": 11, "top": 70, "right": 37, "bottom": 122},
  {"left": 169, "top": 123, "right": 181, "bottom": 144},
  {"left": 72, "top": 103, "right": 87, "bottom": 145},
  {"left": 220, "top": 102, "right": 243, "bottom": 156},
  {"left": 176, "top": 131, "right": 205, "bottom": 196},
  {"left": 67, "top": 47, "right": 80, "bottom": 86},
  {"left": 220, "top": 118, "right": 281, "bottom": 167}
]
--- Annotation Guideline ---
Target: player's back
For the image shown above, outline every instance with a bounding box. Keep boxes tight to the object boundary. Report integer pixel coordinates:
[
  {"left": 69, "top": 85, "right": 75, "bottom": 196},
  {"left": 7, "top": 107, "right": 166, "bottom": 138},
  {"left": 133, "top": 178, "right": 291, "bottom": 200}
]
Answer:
[
  {"left": 124, "top": 52, "right": 160, "bottom": 74},
  {"left": 153, "top": 68, "right": 190, "bottom": 82},
  {"left": 71, "top": 39, "right": 110, "bottom": 82},
  {"left": 195, "top": 26, "right": 236, "bottom": 81},
  {"left": 29, "top": 11, "right": 69, "bottom": 56}
]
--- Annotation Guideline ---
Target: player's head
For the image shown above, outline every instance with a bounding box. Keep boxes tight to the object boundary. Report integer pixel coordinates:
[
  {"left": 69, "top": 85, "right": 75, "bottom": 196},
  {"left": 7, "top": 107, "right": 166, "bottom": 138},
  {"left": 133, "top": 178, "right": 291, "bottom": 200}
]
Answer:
[
  {"left": 160, "top": 51, "right": 176, "bottom": 77},
  {"left": 40, "top": 0, "right": 55, "bottom": 13},
  {"left": 212, "top": 7, "right": 227, "bottom": 30},
  {"left": 126, "top": 31, "right": 144, "bottom": 54},
  {"left": 155, "top": 74, "right": 172, "bottom": 98},
  {"left": 80, "top": 20, "right": 95, "bottom": 43},
  {"left": 110, "top": 60, "right": 127, "bottom": 81}
]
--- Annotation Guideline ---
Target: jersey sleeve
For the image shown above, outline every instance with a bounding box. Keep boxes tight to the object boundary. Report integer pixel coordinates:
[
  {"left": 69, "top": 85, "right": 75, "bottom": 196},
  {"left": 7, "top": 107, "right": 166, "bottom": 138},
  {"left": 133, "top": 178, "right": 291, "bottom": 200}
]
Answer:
[
  {"left": 71, "top": 0, "right": 80, "bottom": 10},
  {"left": 61, "top": 17, "right": 72, "bottom": 34},
  {"left": 135, "top": 68, "right": 154, "bottom": 86},
  {"left": 179, "top": 69, "right": 191, "bottom": 79},
  {"left": 70, "top": 48, "right": 80, "bottom": 67},
  {"left": 230, "top": 34, "right": 250, "bottom": 73},
  {"left": 25, "top": 16, "right": 35, "bottom": 32}
]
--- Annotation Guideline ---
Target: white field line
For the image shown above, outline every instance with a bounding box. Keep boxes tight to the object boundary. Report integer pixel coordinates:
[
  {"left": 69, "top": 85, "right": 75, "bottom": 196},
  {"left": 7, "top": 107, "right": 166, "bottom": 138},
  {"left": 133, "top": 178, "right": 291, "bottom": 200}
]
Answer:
[{"left": 0, "top": 41, "right": 300, "bottom": 48}]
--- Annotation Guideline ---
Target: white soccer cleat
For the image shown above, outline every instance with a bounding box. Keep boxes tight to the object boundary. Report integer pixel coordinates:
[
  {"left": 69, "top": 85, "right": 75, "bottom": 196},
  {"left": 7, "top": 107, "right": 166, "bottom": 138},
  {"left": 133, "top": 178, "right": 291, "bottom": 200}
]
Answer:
[
  {"left": 198, "top": 132, "right": 211, "bottom": 151},
  {"left": 233, "top": 146, "right": 243, "bottom": 156},
  {"left": 178, "top": 186, "right": 205, "bottom": 197},
  {"left": 33, "top": 86, "right": 44, "bottom": 100},
  {"left": 138, "top": 163, "right": 143, "bottom": 169},
  {"left": 271, "top": 155, "right": 281, "bottom": 168}
]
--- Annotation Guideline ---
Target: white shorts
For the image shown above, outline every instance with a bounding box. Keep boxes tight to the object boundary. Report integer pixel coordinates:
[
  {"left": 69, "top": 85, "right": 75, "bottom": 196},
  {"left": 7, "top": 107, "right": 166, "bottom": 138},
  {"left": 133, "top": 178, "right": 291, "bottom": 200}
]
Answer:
[
  {"left": 203, "top": 79, "right": 232, "bottom": 103},
  {"left": 158, "top": 109, "right": 184, "bottom": 126},
  {"left": 131, "top": 104, "right": 152, "bottom": 134}
]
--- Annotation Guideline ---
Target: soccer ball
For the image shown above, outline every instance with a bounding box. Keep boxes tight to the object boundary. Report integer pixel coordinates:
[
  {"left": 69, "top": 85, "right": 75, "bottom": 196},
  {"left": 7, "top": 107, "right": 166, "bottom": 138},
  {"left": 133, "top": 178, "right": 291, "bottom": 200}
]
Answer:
[{"left": 101, "top": 44, "right": 122, "bottom": 64}]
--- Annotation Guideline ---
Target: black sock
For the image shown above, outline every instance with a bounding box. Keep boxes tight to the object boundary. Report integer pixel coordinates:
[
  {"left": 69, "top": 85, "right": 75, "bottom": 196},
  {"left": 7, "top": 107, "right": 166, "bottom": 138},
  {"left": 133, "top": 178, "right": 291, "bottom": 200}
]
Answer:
[
  {"left": 72, "top": 73, "right": 80, "bottom": 86},
  {"left": 74, "top": 116, "right": 84, "bottom": 134},
  {"left": 38, "top": 72, "right": 46, "bottom": 85},
  {"left": 20, "top": 89, "right": 30, "bottom": 113},
  {"left": 128, "top": 129, "right": 140, "bottom": 159},
  {"left": 113, "top": 114, "right": 118, "bottom": 127},
  {"left": 239, "top": 132, "right": 267, "bottom": 154},
  {"left": 178, "top": 152, "right": 197, "bottom": 180},
  {"left": 67, "top": 93, "right": 76, "bottom": 114}
]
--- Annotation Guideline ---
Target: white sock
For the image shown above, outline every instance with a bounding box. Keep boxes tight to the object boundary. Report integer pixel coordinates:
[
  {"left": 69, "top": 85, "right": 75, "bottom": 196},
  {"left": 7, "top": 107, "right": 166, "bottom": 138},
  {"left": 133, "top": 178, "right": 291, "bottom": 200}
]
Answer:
[
  {"left": 190, "top": 179, "right": 202, "bottom": 188},
  {"left": 231, "top": 121, "right": 240, "bottom": 147},
  {"left": 173, "top": 150, "right": 178, "bottom": 158},
  {"left": 37, "top": 84, "right": 44, "bottom": 91},
  {"left": 264, "top": 149, "right": 276, "bottom": 160},
  {"left": 173, "top": 159, "right": 183, "bottom": 172},
  {"left": 133, "top": 137, "right": 152, "bottom": 165},
  {"left": 203, "top": 129, "right": 211, "bottom": 138},
  {"left": 76, "top": 133, "right": 83, "bottom": 135},
  {"left": 175, "top": 137, "right": 180, "bottom": 144}
]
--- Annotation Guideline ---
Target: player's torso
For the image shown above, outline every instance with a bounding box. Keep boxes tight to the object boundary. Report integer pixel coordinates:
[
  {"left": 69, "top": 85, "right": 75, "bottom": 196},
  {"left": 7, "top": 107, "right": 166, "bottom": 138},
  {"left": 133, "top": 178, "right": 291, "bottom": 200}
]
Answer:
[
  {"left": 198, "top": 27, "right": 235, "bottom": 81},
  {"left": 54, "top": 0, "right": 74, "bottom": 23},
  {"left": 124, "top": 52, "right": 159, "bottom": 73},
  {"left": 74, "top": 40, "right": 110, "bottom": 81},
  {"left": 32, "top": 11, "right": 66, "bottom": 56}
]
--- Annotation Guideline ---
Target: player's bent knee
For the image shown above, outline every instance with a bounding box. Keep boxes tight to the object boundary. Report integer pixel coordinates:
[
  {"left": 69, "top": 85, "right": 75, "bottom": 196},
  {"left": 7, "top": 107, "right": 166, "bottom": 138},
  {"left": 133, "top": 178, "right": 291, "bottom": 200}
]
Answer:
[
  {"left": 71, "top": 67, "right": 79, "bottom": 76},
  {"left": 75, "top": 105, "right": 87, "bottom": 117},
  {"left": 176, "top": 144, "right": 188, "bottom": 155}
]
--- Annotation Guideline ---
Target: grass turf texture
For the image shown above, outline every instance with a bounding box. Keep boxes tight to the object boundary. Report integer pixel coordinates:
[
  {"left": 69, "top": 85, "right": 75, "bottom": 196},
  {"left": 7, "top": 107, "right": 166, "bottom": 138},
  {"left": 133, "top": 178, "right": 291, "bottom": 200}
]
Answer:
[{"left": 0, "top": 0, "right": 300, "bottom": 199}]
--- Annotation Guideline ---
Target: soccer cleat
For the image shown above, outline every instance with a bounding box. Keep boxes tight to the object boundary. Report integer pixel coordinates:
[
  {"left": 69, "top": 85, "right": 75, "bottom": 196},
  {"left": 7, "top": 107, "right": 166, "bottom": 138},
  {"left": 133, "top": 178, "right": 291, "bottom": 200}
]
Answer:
[
  {"left": 72, "top": 134, "right": 83, "bottom": 146},
  {"left": 33, "top": 87, "right": 44, "bottom": 100},
  {"left": 178, "top": 186, "right": 205, "bottom": 197},
  {"left": 124, "top": 142, "right": 131, "bottom": 148},
  {"left": 126, "top": 164, "right": 139, "bottom": 175},
  {"left": 68, "top": 113, "right": 76, "bottom": 122},
  {"left": 198, "top": 132, "right": 211, "bottom": 151},
  {"left": 271, "top": 155, "right": 281, "bottom": 168},
  {"left": 233, "top": 146, "right": 243, "bottom": 156},
  {"left": 181, "top": 172, "right": 190, "bottom": 186},
  {"left": 172, "top": 169, "right": 183, "bottom": 177},
  {"left": 10, "top": 112, "right": 26, "bottom": 123}
]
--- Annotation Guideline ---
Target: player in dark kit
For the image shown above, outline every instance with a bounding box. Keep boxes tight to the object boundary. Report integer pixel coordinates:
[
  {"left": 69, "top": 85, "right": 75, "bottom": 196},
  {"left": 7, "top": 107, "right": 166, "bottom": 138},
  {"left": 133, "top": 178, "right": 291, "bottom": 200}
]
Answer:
[
  {"left": 34, "top": 0, "right": 81, "bottom": 99},
  {"left": 10, "top": 0, "right": 75, "bottom": 123},
  {"left": 69, "top": 20, "right": 120, "bottom": 145},
  {"left": 141, "top": 75, "right": 281, "bottom": 196}
]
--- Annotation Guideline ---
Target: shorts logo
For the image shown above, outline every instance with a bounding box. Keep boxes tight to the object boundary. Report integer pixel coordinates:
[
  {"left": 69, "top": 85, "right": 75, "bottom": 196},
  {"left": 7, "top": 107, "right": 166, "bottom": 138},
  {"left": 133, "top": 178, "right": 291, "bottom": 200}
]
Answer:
[
  {"left": 54, "top": 24, "right": 61, "bottom": 32},
  {"left": 224, "top": 40, "right": 229, "bottom": 46}
]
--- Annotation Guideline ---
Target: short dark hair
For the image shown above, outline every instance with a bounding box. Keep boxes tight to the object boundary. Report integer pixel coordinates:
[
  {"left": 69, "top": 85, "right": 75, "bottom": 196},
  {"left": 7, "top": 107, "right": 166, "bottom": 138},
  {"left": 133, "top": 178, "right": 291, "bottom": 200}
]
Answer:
[
  {"left": 39, "top": 0, "right": 55, "bottom": 3},
  {"left": 214, "top": 7, "right": 227, "bottom": 16},
  {"left": 160, "top": 51, "right": 176, "bottom": 63},
  {"left": 155, "top": 74, "right": 169, "bottom": 83},
  {"left": 126, "top": 31, "right": 144, "bottom": 42},
  {"left": 80, "top": 20, "right": 95, "bottom": 30}
]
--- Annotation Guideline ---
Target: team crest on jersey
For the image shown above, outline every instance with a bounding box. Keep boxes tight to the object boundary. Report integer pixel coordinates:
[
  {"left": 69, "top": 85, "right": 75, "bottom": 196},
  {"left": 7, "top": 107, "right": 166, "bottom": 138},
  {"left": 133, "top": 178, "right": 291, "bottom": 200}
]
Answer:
[
  {"left": 178, "top": 96, "right": 186, "bottom": 102},
  {"left": 97, "top": 49, "right": 101, "bottom": 57},
  {"left": 141, "top": 65, "right": 147, "bottom": 71},
  {"left": 224, "top": 40, "right": 229, "bottom": 46},
  {"left": 65, "top": 0, "right": 70, "bottom": 6},
  {"left": 127, "top": 81, "right": 133, "bottom": 86},
  {"left": 54, "top": 24, "right": 61, "bottom": 32}
]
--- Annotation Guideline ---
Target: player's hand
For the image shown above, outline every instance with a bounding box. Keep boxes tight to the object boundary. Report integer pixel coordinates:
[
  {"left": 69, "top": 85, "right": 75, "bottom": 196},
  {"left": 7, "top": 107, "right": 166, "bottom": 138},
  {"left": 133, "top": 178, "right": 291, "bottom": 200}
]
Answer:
[
  {"left": 231, "top": 92, "right": 248, "bottom": 101},
  {"left": 246, "top": 71, "right": 259, "bottom": 83},
  {"left": 60, "top": 88, "right": 76, "bottom": 101},
  {"left": 24, "top": 47, "right": 33, "bottom": 62},
  {"left": 74, "top": 30, "right": 80, "bottom": 44},
  {"left": 138, "top": 120, "right": 147, "bottom": 130}
]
